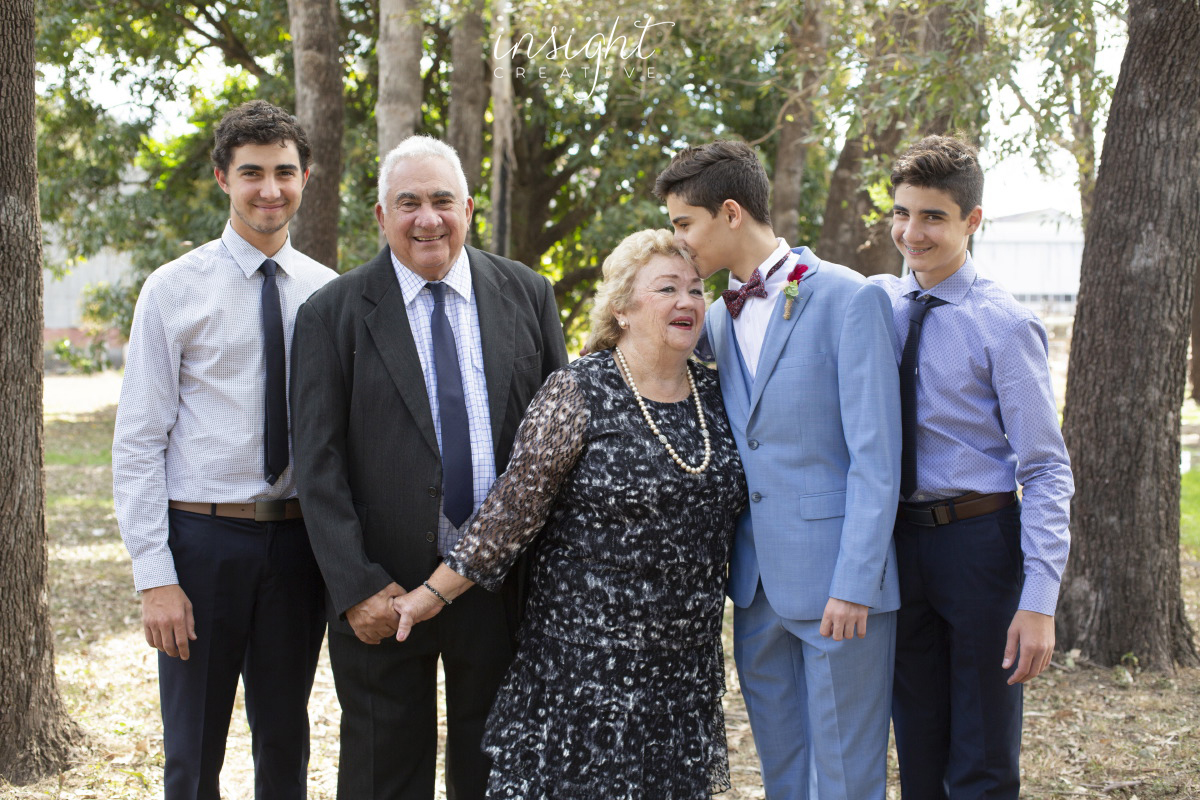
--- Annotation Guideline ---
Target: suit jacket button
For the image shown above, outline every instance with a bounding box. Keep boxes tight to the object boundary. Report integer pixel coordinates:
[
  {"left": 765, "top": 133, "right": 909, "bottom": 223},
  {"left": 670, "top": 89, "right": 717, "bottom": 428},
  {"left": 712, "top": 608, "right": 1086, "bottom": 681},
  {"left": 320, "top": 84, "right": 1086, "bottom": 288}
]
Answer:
[
  {"left": 751, "top": 492, "right": 762, "bottom": 502},
  {"left": 748, "top": 439, "right": 760, "bottom": 450},
  {"left": 427, "top": 486, "right": 438, "bottom": 497},
  {"left": 425, "top": 531, "right": 435, "bottom": 543}
]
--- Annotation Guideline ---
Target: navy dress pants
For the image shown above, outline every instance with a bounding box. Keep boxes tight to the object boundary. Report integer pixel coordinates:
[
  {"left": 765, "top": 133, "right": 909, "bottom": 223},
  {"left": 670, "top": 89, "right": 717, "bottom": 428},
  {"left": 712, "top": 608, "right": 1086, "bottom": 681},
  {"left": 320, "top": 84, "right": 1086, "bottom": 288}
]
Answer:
[
  {"left": 892, "top": 503, "right": 1024, "bottom": 800},
  {"left": 159, "top": 508, "right": 325, "bottom": 800}
]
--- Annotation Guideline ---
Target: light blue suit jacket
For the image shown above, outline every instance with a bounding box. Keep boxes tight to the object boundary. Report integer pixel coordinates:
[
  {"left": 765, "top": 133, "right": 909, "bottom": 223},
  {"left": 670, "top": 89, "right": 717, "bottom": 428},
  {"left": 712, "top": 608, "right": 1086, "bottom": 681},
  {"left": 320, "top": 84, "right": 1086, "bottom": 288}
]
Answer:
[{"left": 715, "top": 249, "right": 902, "bottom": 621}]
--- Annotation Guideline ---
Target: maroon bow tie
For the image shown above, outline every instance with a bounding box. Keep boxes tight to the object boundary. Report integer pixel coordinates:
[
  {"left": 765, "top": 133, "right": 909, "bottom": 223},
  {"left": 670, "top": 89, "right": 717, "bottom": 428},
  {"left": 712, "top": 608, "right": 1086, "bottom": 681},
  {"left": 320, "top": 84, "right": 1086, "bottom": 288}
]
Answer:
[{"left": 722, "top": 255, "right": 789, "bottom": 319}]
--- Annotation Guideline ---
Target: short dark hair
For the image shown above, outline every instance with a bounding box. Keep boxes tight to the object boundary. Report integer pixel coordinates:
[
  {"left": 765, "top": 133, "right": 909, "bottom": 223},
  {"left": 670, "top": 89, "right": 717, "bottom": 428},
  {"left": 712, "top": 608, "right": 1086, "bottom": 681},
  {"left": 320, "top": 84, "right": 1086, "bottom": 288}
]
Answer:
[
  {"left": 654, "top": 140, "right": 772, "bottom": 226},
  {"left": 890, "top": 135, "right": 983, "bottom": 219},
  {"left": 211, "top": 100, "right": 312, "bottom": 174}
]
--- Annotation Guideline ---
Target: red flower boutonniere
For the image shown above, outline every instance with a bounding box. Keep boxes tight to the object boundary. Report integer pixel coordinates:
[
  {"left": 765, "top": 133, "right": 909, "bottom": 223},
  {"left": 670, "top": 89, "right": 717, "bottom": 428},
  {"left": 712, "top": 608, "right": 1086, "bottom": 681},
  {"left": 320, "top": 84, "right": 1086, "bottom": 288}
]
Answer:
[{"left": 783, "top": 264, "right": 808, "bottom": 320}]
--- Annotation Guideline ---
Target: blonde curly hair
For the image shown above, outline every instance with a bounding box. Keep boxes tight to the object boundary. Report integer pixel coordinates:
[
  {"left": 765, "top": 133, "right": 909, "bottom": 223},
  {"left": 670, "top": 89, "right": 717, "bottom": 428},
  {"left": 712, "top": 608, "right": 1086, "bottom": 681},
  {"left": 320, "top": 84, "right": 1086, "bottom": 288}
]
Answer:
[{"left": 584, "top": 229, "right": 696, "bottom": 354}]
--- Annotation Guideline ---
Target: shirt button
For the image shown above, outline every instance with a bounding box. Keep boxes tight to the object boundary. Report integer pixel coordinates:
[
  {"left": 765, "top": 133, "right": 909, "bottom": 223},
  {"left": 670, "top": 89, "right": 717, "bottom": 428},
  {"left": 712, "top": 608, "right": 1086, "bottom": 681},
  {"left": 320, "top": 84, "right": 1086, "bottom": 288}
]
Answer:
[
  {"left": 751, "top": 492, "right": 762, "bottom": 502},
  {"left": 425, "top": 532, "right": 435, "bottom": 543},
  {"left": 427, "top": 486, "right": 438, "bottom": 497},
  {"left": 748, "top": 439, "right": 760, "bottom": 450}
]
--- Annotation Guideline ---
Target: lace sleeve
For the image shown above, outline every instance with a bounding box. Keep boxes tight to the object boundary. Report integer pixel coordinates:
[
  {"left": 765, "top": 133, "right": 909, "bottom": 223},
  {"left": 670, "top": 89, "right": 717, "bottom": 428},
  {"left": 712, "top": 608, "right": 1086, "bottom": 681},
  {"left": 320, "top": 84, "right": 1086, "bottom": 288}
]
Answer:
[{"left": 444, "top": 367, "right": 588, "bottom": 591}]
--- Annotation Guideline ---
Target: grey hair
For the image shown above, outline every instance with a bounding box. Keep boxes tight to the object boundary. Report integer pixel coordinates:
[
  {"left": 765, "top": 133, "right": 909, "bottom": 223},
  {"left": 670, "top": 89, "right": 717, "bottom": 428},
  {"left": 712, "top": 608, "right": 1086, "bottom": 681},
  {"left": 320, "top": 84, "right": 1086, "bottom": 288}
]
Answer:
[{"left": 377, "top": 135, "right": 470, "bottom": 206}]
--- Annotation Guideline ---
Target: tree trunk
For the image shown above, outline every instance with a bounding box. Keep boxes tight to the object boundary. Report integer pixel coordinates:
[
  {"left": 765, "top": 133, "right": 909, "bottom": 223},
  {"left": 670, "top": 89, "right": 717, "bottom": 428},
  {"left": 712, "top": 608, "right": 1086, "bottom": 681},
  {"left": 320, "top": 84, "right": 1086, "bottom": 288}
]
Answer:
[
  {"left": 489, "top": 0, "right": 514, "bottom": 256},
  {"left": 1057, "top": 0, "right": 1200, "bottom": 671},
  {"left": 817, "top": 126, "right": 904, "bottom": 275},
  {"left": 287, "top": 0, "right": 344, "bottom": 271},
  {"left": 0, "top": 0, "right": 80, "bottom": 782},
  {"left": 771, "top": 6, "right": 825, "bottom": 245},
  {"left": 448, "top": 0, "right": 487, "bottom": 246},
  {"left": 377, "top": 0, "right": 423, "bottom": 155}
]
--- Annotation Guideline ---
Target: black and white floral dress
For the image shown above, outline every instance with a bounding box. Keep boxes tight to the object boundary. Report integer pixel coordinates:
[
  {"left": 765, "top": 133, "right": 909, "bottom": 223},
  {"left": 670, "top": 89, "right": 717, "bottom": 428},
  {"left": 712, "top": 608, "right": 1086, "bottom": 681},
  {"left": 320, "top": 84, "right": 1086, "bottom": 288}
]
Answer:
[{"left": 444, "top": 349, "right": 747, "bottom": 799}]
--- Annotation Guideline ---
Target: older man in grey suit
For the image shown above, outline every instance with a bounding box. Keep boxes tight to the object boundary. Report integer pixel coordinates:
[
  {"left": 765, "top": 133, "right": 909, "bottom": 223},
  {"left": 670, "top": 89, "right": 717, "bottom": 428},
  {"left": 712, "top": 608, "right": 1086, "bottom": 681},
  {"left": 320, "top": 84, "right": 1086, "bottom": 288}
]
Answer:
[{"left": 291, "top": 136, "right": 568, "bottom": 800}]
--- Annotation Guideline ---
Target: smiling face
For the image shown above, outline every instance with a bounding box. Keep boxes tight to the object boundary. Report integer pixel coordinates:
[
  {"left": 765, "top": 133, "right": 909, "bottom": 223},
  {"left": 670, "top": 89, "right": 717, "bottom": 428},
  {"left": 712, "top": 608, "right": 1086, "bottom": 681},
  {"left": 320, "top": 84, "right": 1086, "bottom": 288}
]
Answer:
[
  {"left": 215, "top": 141, "right": 308, "bottom": 254},
  {"left": 891, "top": 183, "right": 982, "bottom": 289},
  {"left": 616, "top": 254, "right": 706, "bottom": 356},
  {"left": 375, "top": 156, "right": 474, "bottom": 281}
]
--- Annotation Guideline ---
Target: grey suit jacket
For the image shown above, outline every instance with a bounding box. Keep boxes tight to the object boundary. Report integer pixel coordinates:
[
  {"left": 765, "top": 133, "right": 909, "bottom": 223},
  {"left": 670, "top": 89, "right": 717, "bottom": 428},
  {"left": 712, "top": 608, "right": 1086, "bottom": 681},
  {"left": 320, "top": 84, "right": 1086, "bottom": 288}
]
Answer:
[{"left": 291, "top": 246, "right": 569, "bottom": 635}]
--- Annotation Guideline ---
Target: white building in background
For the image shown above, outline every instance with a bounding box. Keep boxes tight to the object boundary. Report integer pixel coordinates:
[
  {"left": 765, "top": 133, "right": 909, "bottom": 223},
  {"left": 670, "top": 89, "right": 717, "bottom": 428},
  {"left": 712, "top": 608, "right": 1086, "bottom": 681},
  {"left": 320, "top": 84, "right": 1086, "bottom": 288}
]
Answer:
[
  {"left": 43, "top": 240, "right": 131, "bottom": 368},
  {"left": 971, "top": 209, "right": 1083, "bottom": 318}
]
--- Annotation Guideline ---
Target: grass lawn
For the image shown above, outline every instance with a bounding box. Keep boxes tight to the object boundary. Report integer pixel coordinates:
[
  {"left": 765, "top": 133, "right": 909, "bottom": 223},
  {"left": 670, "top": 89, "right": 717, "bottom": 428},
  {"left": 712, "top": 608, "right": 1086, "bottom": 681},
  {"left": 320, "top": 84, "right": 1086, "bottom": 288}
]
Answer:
[{"left": 5, "top": 405, "right": 1200, "bottom": 798}]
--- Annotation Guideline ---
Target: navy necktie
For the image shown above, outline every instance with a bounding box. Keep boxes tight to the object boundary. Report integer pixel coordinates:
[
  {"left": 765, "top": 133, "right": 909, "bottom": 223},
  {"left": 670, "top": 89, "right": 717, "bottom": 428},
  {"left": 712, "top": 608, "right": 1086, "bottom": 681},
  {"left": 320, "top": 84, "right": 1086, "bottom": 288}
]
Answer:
[
  {"left": 900, "top": 294, "right": 947, "bottom": 499},
  {"left": 427, "top": 282, "right": 473, "bottom": 527},
  {"left": 260, "top": 259, "right": 288, "bottom": 485}
]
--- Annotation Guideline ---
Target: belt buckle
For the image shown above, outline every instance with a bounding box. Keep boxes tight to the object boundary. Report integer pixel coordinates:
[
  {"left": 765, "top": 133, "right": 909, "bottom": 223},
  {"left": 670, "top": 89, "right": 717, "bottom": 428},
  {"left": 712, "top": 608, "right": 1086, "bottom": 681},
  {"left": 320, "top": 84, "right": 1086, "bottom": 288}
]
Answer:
[{"left": 254, "top": 500, "right": 287, "bottom": 522}]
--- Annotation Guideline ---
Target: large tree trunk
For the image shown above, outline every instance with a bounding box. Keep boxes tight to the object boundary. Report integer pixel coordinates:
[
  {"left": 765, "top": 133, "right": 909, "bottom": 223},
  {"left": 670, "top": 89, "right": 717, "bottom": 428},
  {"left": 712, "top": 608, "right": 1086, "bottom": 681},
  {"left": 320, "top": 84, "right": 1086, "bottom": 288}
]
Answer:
[
  {"left": 288, "top": 0, "right": 344, "bottom": 270},
  {"left": 0, "top": 0, "right": 80, "bottom": 782},
  {"left": 489, "top": 0, "right": 514, "bottom": 256},
  {"left": 377, "top": 0, "right": 423, "bottom": 155},
  {"left": 817, "top": 125, "right": 904, "bottom": 274},
  {"left": 1057, "top": 0, "right": 1200, "bottom": 671},
  {"left": 770, "top": 6, "right": 825, "bottom": 245},
  {"left": 448, "top": 0, "right": 487, "bottom": 246}
]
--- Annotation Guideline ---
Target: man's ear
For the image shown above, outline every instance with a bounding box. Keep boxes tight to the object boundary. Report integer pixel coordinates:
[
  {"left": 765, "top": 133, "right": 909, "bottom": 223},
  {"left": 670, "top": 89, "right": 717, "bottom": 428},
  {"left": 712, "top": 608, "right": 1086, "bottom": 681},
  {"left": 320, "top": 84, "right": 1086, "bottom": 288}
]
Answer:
[
  {"left": 965, "top": 205, "right": 983, "bottom": 235},
  {"left": 721, "top": 199, "right": 744, "bottom": 230},
  {"left": 214, "top": 168, "right": 230, "bottom": 194},
  {"left": 301, "top": 168, "right": 311, "bottom": 189}
]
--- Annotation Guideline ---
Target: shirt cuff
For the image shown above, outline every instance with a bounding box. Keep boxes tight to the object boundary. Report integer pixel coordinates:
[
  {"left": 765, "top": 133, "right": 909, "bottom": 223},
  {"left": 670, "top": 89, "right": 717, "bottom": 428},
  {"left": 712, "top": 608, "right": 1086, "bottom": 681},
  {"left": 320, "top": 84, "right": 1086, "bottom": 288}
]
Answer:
[
  {"left": 1018, "top": 572, "right": 1060, "bottom": 617},
  {"left": 132, "top": 552, "right": 180, "bottom": 593}
]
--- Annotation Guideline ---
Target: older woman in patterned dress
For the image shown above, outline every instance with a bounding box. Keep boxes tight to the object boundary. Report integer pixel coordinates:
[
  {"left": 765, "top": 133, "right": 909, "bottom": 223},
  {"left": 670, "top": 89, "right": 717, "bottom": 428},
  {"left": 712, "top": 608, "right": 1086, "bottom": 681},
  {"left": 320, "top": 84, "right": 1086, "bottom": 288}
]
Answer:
[{"left": 392, "top": 228, "right": 747, "bottom": 799}]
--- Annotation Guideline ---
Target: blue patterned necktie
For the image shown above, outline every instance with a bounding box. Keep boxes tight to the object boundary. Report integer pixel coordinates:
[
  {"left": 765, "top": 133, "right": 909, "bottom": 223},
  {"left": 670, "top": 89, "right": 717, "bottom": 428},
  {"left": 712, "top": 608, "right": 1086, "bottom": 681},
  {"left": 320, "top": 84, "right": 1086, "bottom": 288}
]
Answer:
[
  {"left": 427, "top": 282, "right": 473, "bottom": 527},
  {"left": 900, "top": 294, "right": 948, "bottom": 498}
]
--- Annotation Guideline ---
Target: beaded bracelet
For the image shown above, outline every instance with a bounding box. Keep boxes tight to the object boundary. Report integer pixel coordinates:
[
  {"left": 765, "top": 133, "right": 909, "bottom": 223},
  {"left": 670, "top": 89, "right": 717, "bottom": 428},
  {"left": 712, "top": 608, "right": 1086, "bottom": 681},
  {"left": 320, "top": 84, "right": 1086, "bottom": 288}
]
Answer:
[{"left": 423, "top": 580, "right": 452, "bottom": 606}]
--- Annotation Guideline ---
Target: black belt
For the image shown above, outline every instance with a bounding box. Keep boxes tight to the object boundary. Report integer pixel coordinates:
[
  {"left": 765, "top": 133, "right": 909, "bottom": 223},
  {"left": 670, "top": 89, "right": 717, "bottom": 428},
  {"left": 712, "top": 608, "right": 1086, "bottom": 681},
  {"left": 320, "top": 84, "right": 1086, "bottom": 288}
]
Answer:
[
  {"left": 898, "top": 491, "right": 1017, "bottom": 527},
  {"left": 168, "top": 499, "right": 303, "bottom": 522}
]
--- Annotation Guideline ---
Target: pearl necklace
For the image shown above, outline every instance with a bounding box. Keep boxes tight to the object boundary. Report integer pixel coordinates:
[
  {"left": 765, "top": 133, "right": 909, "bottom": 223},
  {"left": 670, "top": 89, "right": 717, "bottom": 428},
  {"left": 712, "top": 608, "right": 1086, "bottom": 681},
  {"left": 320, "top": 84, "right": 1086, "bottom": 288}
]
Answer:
[{"left": 613, "top": 346, "right": 711, "bottom": 475}]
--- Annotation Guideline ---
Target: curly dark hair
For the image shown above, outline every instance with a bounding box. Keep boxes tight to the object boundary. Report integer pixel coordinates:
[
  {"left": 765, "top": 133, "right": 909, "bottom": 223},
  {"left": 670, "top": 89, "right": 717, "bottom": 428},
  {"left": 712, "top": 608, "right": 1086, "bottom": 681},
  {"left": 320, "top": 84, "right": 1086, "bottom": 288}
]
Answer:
[
  {"left": 653, "top": 140, "right": 772, "bottom": 227},
  {"left": 211, "top": 100, "right": 312, "bottom": 174},
  {"left": 890, "top": 134, "right": 983, "bottom": 219}
]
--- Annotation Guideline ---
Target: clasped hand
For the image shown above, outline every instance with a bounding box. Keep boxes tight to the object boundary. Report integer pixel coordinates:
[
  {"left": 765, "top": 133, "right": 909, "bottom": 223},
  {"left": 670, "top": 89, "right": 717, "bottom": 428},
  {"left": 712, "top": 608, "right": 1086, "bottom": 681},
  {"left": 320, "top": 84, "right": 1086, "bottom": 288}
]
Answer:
[{"left": 392, "top": 587, "right": 446, "bottom": 642}]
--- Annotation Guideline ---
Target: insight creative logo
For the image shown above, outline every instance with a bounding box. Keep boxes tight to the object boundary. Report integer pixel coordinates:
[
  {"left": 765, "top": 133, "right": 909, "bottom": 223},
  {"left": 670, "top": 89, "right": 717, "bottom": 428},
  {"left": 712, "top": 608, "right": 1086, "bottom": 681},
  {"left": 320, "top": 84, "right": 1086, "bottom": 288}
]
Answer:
[{"left": 491, "top": 16, "right": 675, "bottom": 99}]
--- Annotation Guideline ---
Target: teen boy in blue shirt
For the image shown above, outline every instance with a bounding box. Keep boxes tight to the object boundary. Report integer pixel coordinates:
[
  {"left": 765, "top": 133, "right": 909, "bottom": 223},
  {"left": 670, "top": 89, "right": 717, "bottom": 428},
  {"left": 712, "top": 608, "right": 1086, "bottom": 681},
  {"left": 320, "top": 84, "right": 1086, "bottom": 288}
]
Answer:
[{"left": 871, "top": 135, "right": 1074, "bottom": 799}]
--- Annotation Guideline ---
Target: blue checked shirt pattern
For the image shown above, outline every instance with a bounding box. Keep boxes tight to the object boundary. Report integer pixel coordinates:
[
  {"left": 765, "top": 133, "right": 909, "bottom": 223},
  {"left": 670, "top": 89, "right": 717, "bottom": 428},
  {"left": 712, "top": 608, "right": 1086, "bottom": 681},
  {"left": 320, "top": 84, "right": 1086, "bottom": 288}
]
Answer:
[
  {"left": 113, "top": 223, "right": 336, "bottom": 591},
  {"left": 391, "top": 249, "right": 496, "bottom": 555},
  {"left": 870, "top": 255, "right": 1074, "bottom": 616}
]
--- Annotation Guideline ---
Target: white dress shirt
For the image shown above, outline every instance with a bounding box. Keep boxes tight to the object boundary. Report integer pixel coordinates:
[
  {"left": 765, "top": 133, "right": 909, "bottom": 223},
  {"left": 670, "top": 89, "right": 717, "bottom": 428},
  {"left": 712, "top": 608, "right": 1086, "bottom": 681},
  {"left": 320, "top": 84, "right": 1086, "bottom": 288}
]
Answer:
[
  {"left": 113, "top": 223, "right": 336, "bottom": 591},
  {"left": 391, "top": 248, "right": 496, "bottom": 555},
  {"left": 730, "top": 238, "right": 799, "bottom": 377}
]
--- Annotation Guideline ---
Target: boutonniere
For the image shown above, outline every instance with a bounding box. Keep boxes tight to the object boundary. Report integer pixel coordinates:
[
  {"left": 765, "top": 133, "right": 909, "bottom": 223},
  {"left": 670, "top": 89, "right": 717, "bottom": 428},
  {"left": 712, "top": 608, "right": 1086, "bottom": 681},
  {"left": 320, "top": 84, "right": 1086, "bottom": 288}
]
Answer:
[{"left": 783, "top": 264, "right": 808, "bottom": 320}]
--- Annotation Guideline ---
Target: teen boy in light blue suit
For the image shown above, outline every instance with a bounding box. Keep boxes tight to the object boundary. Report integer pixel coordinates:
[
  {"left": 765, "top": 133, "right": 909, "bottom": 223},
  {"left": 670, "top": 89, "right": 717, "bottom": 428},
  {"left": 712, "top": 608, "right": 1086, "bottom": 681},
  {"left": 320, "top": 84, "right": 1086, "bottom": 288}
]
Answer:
[{"left": 656, "top": 141, "right": 901, "bottom": 800}]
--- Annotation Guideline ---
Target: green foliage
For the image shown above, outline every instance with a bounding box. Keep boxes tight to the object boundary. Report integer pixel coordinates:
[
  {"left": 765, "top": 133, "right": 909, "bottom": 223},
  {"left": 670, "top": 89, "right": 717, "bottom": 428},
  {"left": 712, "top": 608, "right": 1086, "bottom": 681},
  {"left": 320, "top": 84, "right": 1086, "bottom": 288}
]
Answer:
[
  {"left": 51, "top": 339, "right": 110, "bottom": 375},
  {"left": 1180, "top": 468, "right": 1200, "bottom": 554},
  {"left": 34, "top": 0, "right": 1120, "bottom": 338}
]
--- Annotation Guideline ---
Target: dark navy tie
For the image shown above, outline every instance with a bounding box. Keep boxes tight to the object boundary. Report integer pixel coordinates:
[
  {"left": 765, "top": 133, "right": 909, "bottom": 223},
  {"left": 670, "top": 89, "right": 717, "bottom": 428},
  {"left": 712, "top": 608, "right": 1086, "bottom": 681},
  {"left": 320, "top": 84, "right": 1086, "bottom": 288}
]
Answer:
[
  {"left": 260, "top": 258, "right": 288, "bottom": 485},
  {"left": 900, "top": 294, "right": 947, "bottom": 499},
  {"left": 427, "top": 282, "right": 473, "bottom": 527}
]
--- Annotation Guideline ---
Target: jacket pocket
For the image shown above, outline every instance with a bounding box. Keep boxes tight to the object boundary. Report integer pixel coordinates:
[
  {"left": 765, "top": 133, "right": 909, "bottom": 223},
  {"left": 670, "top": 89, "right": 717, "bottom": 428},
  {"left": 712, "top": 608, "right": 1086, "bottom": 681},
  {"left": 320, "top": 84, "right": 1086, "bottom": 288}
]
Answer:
[
  {"left": 798, "top": 490, "right": 846, "bottom": 520},
  {"left": 513, "top": 351, "right": 541, "bottom": 372}
]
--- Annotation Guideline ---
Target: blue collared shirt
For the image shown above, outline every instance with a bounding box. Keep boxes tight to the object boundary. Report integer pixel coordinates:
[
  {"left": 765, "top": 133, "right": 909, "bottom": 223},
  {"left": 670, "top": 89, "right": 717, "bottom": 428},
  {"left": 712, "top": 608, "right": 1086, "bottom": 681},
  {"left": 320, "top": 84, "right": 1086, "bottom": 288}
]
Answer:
[
  {"left": 391, "top": 248, "right": 496, "bottom": 555},
  {"left": 871, "top": 255, "right": 1073, "bottom": 615}
]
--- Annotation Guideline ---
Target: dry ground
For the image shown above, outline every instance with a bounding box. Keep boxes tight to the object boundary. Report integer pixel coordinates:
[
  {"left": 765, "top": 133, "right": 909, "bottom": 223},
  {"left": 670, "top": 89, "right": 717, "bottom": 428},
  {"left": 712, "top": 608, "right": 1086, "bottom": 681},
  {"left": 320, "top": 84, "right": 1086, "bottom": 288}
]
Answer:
[{"left": 5, "top": 374, "right": 1200, "bottom": 799}]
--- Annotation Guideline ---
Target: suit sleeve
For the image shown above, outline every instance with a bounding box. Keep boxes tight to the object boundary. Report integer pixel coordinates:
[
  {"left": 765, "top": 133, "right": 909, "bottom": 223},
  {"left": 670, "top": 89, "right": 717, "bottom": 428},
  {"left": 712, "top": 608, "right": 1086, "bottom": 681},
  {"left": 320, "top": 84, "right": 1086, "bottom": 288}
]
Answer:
[
  {"left": 828, "top": 281, "right": 903, "bottom": 606},
  {"left": 291, "top": 300, "right": 394, "bottom": 617}
]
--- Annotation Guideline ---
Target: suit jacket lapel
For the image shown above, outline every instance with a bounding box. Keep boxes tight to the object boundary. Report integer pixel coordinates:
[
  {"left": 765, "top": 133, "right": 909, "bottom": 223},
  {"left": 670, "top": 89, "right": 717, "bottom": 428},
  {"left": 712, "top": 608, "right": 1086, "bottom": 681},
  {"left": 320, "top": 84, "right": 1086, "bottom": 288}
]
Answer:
[
  {"left": 469, "top": 247, "right": 516, "bottom": 458},
  {"left": 748, "top": 259, "right": 821, "bottom": 415},
  {"left": 361, "top": 248, "right": 440, "bottom": 456},
  {"left": 709, "top": 300, "right": 750, "bottom": 421}
]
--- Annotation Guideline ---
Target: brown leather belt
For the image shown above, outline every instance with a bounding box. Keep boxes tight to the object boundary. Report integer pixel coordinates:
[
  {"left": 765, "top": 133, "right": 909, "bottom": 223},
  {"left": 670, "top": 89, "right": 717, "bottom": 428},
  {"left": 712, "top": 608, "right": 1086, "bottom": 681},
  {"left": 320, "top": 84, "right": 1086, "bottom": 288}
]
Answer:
[
  {"left": 168, "top": 499, "right": 303, "bottom": 522},
  {"left": 898, "top": 491, "right": 1017, "bottom": 528}
]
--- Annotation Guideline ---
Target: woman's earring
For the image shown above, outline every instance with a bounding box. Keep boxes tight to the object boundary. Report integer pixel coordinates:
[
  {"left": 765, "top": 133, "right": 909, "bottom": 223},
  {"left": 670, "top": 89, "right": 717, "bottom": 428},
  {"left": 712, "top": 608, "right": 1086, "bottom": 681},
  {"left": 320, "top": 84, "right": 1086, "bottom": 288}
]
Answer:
[{"left": 618, "top": 319, "right": 628, "bottom": 329}]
